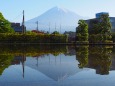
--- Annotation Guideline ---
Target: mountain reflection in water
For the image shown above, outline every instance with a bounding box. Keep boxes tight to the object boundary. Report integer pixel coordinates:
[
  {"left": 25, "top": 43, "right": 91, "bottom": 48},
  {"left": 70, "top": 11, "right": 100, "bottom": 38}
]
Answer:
[{"left": 0, "top": 44, "right": 115, "bottom": 86}]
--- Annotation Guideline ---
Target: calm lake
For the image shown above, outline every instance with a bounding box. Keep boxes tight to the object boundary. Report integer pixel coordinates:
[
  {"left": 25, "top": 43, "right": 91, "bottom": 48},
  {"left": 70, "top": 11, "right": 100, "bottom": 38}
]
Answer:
[{"left": 0, "top": 44, "right": 115, "bottom": 86}]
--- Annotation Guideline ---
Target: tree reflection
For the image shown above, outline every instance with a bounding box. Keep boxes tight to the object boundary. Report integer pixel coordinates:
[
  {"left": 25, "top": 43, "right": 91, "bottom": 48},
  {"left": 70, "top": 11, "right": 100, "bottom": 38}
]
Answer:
[
  {"left": 76, "top": 45, "right": 113, "bottom": 75},
  {"left": 0, "top": 44, "right": 67, "bottom": 56},
  {"left": 76, "top": 46, "right": 89, "bottom": 68},
  {"left": 88, "top": 46, "right": 112, "bottom": 75},
  {"left": 0, "top": 44, "right": 113, "bottom": 76},
  {"left": 0, "top": 55, "right": 14, "bottom": 75},
  {"left": 0, "top": 44, "right": 67, "bottom": 76}
]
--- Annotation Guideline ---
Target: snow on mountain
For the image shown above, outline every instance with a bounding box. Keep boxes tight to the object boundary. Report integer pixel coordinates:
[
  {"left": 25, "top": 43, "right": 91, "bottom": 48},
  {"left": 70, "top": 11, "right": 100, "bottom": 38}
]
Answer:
[{"left": 26, "top": 6, "right": 89, "bottom": 33}]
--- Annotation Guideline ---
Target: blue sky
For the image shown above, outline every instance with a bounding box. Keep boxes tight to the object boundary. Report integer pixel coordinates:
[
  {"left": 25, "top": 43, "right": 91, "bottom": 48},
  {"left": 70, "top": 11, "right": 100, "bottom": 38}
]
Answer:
[{"left": 0, "top": 0, "right": 115, "bottom": 22}]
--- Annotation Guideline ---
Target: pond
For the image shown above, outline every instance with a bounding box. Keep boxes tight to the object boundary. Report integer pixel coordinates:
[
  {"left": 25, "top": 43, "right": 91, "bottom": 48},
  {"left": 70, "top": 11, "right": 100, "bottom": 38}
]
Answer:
[{"left": 0, "top": 45, "right": 115, "bottom": 86}]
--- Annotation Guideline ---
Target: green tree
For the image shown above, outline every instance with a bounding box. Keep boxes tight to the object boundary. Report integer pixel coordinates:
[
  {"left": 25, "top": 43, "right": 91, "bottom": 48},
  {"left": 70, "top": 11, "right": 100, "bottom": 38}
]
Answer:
[
  {"left": 76, "top": 20, "right": 88, "bottom": 42},
  {"left": 99, "top": 14, "right": 111, "bottom": 34},
  {"left": 0, "top": 12, "right": 14, "bottom": 33},
  {"left": 52, "top": 31, "right": 60, "bottom": 35},
  {"left": 99, "top": 14, "right": 112, "bottom": 41},
  {"left": 89, "top": 14, "right": 112, "bottom": 43}
]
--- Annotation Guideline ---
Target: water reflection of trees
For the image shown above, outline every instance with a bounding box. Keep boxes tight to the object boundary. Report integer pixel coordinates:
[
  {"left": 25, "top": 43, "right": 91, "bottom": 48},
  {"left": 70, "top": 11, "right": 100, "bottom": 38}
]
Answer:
[
  {"left": 0, "top": 44, "right": 67, "bottom": 56},
  {"left": 0, "top": 44, "right": 68, "bottom": 76},
  {"left": 76, "top": 46, "right": 113, "bottom": 75},
  {"left": 0, "top": 44, "right": 114, "bottom": 76},
  {"left": 76, "top": 46, "right": 89, "bottom": 68},
  {"left": 88, "top": 46, "right": 112, "bottom": 75},
  {"left": 0, "top": 55, "right": 14, "bottom": 75}
]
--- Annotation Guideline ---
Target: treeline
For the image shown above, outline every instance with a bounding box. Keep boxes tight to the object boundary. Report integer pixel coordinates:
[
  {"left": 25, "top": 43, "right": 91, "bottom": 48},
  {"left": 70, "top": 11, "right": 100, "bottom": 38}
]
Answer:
[{"left": 0, "top": 33, "right": 68, "bottom": 43}]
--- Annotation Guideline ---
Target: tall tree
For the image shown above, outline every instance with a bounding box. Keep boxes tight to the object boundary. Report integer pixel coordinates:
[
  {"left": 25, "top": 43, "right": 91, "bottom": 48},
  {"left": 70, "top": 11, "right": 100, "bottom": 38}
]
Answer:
[
  {"left": 89, "top": 14, "right": 112, "bottom": 42},
  {"left": 99, "top": 14, "right": 112, "bottom": 41},
  {"left": 0, "top": 12, "right": 14, "bottom": 33},
  {"left": 76, "top": 20, "right": 88, "bottom": 42},
  {"left": 99, "top": 14, "right": 111, "bottom": 34}
]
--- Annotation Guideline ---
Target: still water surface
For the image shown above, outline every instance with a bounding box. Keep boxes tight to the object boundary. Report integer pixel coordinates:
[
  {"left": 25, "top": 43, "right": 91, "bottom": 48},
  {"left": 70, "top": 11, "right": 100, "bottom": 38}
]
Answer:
[{"left": 0, "top": 45, "right": 115, "bottom": 86}]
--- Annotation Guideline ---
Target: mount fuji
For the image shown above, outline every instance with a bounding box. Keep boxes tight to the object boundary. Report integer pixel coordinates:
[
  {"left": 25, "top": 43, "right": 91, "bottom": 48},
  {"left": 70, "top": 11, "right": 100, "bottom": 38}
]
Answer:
[{"left": 26, "top": 6, "right": 89, "bottom": 33}]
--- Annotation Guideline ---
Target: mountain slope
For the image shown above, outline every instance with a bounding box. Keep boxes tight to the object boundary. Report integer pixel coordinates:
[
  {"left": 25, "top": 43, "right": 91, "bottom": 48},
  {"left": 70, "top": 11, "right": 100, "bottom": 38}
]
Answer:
[{"left": 26, "top": 6, "right": 89, "bottom": 32}]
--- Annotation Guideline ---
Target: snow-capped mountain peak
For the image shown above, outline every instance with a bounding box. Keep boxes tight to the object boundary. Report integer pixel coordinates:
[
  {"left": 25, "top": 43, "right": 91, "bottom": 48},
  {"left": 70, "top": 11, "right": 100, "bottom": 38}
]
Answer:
[
  {"left": 54, "top": 6, "right": 69, "bottom": 13},
  {"left": 26, "top": 6, "right": 89, "bottom": 32}
]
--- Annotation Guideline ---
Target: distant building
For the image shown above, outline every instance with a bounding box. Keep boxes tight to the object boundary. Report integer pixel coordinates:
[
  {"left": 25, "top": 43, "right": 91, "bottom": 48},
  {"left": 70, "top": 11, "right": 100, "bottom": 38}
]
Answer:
[
  {"left": 85, "top": 12, "right": 115, "bottom": 33},
  {"left": 96, "top": 12, "right": 109, "bottom": 18},
  {"left": 11, "top": 23, "right": 26, "bottom": 33}
]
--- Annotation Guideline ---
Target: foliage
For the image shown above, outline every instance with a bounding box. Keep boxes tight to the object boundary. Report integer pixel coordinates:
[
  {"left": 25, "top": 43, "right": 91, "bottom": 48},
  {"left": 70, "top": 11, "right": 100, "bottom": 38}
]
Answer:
[
  {"left": 52, "top": 31, "right": 60, "bottom": 34},
  {"left": 89, "top": 14, "right": 112, "bottom": 43},
  {"left": 0, "top": 12, "right": 14, "bottom": 33},
  {"left": 0, "top": 33, "right": 68, "bottom": 43},
  {"left": 99, "top": 14, "right": 111, "bottom": 34},
  {"left": 26, "top": 31, "right": 37, "bottom": 35},
  {"left": 89, "top": 34, "right": 112, "bottom": 43},
  {"left": 76, "top": 20, "right": 89, "bottom": 42}
]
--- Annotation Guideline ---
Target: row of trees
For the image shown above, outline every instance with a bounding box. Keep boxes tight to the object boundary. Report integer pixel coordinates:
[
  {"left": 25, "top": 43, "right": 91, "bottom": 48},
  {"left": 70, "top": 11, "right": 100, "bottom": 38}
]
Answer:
[
  {"left": 0, "top": 33, "right": 68, "bottom": 43},
  {"left": 76, "top": 14, "right": 112, "bottom": 43}
]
